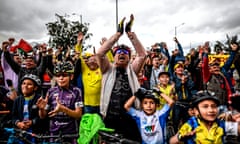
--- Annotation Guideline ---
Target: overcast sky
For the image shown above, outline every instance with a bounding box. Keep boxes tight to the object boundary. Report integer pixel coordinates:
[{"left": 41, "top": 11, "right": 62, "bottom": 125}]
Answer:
[{"left": 0, "top": 0, "right": 240, "bottom": 53}]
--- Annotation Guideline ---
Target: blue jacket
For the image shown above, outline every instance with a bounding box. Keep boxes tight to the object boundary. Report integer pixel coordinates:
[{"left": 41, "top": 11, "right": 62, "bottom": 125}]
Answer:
[{"left": 172, "top": 73, "right": 197, "bottom": 101}]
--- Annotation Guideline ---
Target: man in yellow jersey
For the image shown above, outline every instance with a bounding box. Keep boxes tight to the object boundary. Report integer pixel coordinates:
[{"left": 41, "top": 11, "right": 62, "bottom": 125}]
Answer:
[{"left": 75, "top": 32, "right": 101, "bottom": 114}]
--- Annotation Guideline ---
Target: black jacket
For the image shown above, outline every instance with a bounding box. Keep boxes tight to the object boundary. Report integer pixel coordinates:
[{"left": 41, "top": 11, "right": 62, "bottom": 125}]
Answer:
[{"left": 12, "top": 94, "right": 46, "bottom": 133}]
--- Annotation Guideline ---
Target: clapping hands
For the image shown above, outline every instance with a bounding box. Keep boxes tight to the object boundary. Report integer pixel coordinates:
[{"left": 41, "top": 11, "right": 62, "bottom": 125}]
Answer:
[{"left": 117, "top": 14, "right": 134, "bottom": 34}]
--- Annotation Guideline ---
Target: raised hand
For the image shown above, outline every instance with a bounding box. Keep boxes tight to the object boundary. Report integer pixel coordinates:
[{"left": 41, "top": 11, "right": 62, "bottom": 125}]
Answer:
[
  {"left": 231, "top": 43, "right": 238, "bottom": 51},
  {"left": 77, "top": 32, "right": 84, "bottom": 44},
  {"left": 36, "top": 95, "right": 48, "bottom": 110},
  {"left": 125, "top": 14, "right": 134, "bottom": 33},
  {"left": 173, "top": 37, "right": 179, "bottom": 44},
  {"left": 117, "top": 17, "right": 126, "bottom": 34},
  {"left": 100, "top": 37, "right": 107, "bottom": 45},
  {"left": 2, "top": 41, "right": 9, "bottom": 52},
  {"left": 48, "top": 96, "right": 63, "bottom": 117},
  {"left": 134, "top": 88, "right": 146, "bottom": 100}
]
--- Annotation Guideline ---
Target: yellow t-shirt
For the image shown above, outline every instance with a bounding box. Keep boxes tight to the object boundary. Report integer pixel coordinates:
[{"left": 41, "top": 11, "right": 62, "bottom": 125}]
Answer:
[
  {"left": 75, "top": 44, "right": 102, "bottom": 106},
  {"left": 158, "top": 84, "right": 175, "bottom": 109},
  {"left": 157, "top": 84, "right": 176, "bottom": 119},
  {"left": 82, "top": 66, "right": 102, "bottom": 106}
]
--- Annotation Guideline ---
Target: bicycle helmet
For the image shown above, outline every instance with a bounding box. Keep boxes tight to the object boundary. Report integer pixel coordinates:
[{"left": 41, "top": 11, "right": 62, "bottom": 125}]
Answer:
[
  {"left": 192, "top": 91, "right": 220, "bottom": 107},
  {"left": 135, "top": 87, "right": 160, "bottom": 104},
  {"left": 54, "top": 61, "right": 74, "bottom": 74},
  {"left": 20, "top": 74, "right": 41, "bottom": 87}
]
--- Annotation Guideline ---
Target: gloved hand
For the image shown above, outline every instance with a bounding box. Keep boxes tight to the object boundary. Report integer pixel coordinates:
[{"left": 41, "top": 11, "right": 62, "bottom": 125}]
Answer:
[
  {"left": 134, "top": 87, "right": 146, "bottom": 100},
  {"left": 117, "top": 17, "right": 126, "bottom": 34},
  {"left": 125, "top": 14, "right": 134, "bottom": 33},
  {"left": 152, "top": 87, "right": 161, "bottom": 95}
]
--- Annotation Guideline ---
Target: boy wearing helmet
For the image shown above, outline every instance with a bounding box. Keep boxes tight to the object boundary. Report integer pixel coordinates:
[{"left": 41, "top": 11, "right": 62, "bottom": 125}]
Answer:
[
  {"left": 170, "top": 91, "right": 240, "bottom": 144},
  {"left": 37, "top": 61, "right": 83, "bottom": 144},
  {"left": 11, "top": 74, "right": 44, "bottom": 142},
  {"left": 124, "top": 88, "right": 174, "bottom": 144}
]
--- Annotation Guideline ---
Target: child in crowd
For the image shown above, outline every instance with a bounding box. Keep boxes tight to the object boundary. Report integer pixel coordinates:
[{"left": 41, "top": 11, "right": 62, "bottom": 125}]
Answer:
[
  {"left": 11, "top": 74, "right": 44, "bottom": 143},
  {"left": 37, "top": 61, "right": 83, "bottom": 144},
  {"left": 170, "top": 91, "right": 240, "bottom": 144},
  {"left": 124, "top": 87, "right": 174, "bottom": 144},
  {"left": 157, "top": 71, "right": 177, "bottom": 110}
]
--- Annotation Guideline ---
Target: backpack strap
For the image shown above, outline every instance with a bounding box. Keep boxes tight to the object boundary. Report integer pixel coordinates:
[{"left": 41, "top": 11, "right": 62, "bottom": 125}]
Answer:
[
  {"left": 183, "top": 117, "right": 199, "bottom": 144},
  {"left": 217, "top": 119, "right": 226, "bottom": 143}
]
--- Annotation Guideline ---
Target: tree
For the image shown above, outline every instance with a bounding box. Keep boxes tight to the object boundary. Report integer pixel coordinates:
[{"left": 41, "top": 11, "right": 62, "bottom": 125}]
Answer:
[{"left": 46, "top": 13, "right": 92, "bottom": 51}]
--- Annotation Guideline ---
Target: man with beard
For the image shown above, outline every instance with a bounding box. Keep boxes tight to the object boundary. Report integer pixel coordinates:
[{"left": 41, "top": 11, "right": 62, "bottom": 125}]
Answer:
[{"left": 96, "top": 14, "right": 146, "bottom": 142}]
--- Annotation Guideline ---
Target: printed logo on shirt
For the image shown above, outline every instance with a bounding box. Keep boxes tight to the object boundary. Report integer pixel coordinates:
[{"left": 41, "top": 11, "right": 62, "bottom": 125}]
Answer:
[
  {"left": 144, "top": 125, "right": 157, "bottom": 136},
  {"left": 66, "top": 94, "right": 73, "bottom": 98},
  {"left": 53, "top": 93, "right": 59, "bottom": 97},
  {"left": 145, "top": 125, "right": 155, "bottom": 132}
]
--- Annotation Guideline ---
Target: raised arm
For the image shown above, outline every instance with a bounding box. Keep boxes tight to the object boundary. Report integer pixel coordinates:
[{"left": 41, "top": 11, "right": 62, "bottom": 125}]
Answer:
[
  {"left": 96, "top": 33, "right": 121, "bottom": 73},
  {"left": 96, "top": 17, "right": 125, "bottom": 73},
  {"left": 174, "top": 37, "right": 184, "bottom": 57},
  {"left": 160, "top": 93, "right": 175, "bottom": 107},
  {"left": 126, "top": 15, "right": 146, "bottom": 74},
  {"left": 124, "top": 95, "right": 137, "bottom": 112},
  {"left": 127, "top": 32, "right": 147, "bottom": 74},
  {"left": 222, "top": 43, "right": 238, "bottom": 73},
  {"left": 2, "top": 42, "right": 21, "bottom": 73},
  {"left": 202, "top": 44, "right": 211, "bottom": 84}
]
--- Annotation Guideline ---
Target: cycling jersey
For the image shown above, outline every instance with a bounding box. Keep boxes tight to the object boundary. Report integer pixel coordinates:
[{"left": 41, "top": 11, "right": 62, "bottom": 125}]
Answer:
[
  {"left": 47, "top": 85, "right": 83, "bottom": 135},
  {"left": 178, "top": 116, "right": 238, "bottom": 144},
  {"left": 128, "top": 104, "right": 170, "bottom": 144}
]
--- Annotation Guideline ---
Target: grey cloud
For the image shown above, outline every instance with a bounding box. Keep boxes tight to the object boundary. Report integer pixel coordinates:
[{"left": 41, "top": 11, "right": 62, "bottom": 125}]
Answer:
[{"left": 0, "top": 0, "right": 239, "bottom": 47}]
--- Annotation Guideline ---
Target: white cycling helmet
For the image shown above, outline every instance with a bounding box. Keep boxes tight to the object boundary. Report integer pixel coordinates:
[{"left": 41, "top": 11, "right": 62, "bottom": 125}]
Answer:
[{"left": 20, "top": 74, "right": 41, "bottom": 87}]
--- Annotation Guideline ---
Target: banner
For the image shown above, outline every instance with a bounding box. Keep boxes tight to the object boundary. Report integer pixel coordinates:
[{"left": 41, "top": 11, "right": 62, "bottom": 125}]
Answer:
[{"left": 208, "top": 54, "right": 234, "bottom": 68}]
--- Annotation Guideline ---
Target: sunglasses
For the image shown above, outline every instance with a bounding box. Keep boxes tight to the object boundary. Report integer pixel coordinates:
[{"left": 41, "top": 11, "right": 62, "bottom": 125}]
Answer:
[
  {"left": 55, "top": 73, "right": 70, "bottom": 77},
  {"left": 115, "top": 49, "right": 129, "bottom": 55}
]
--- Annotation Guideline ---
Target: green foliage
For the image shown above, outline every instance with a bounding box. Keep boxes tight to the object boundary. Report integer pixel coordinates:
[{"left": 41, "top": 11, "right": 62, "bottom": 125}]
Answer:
[{"left": 46, "top": 13, "right": 92, "bottom": 50}]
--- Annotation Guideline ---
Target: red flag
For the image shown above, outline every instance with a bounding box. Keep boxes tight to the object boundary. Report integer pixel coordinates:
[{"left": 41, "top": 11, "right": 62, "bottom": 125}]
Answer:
[
  {"left": 9, "top": 45, "right": 18, "bottom": 53},
  {"left": 18, "top": 39, "right": 33, "bottom": 53}
]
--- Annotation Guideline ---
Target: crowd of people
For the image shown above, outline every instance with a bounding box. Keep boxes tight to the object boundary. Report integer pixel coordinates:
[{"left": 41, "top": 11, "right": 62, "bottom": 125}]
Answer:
[{"left": 1, "top": 14, "right": 240, "bottom": 144}]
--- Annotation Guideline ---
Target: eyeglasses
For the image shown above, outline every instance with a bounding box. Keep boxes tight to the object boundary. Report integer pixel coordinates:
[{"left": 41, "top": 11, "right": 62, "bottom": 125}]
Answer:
[
  {"left": 115, "top": 49, "right": 129, "bottom": 55},
  {"left": 55, "top": 73, "right": 70, "bottom": 77}
]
